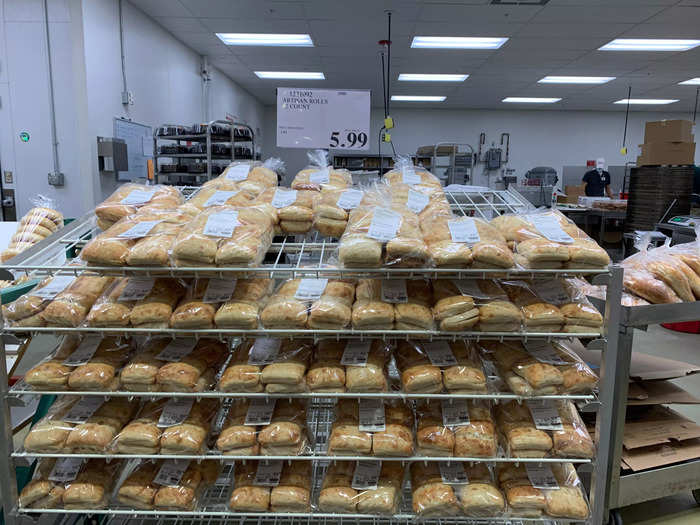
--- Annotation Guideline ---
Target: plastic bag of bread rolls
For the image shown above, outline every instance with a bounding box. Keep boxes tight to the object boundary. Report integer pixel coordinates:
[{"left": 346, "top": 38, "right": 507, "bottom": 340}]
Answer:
[
  {"left": 214, "top": 278, "right": 273, "bottom": 328},
  {"left": 65, "top": 336, "right": 132, "bottom": 391},
  {"left": 171, "top": 204, "right": 273, "bottom": 267},
  {"left": 313, "top": 187, "right": 365, "bottom": 237},
  {"left": 202, "top": 158, "right": 280, "bottom": 197},
  {"left": 457, "top": 463, "right": 506, "bottom": 517},
  {"left": 61, "top": 459, "right": 121, "bottom": 510},
  {"left": 666, "top": 225, "right": 700, "bottom": 281},
  {"left": 1, "top": 196, "right": 64, "bottom": 261},
  {"left": 218, "top": 340, "right": 263, "bottom": 392},
  {"left": 2, "top": 274, "right": 77, "bottom": 327},
  {"left": 40, "top": 275, "right": 114, "bottom": 327},
  {"left": 84, "top": 278, "right": 133, "bottom": 327},
  {"left": 307, "top": 278, "right": 355, "bottom": 329},
  {"left": 529, "top": 278, "right": 603, "bottom": 333},
  {"left": 179, "top": 183, "right": 256, "bottom": 217},
  {"left": 64, "top": 398, "right": 138, "bottom": 452},
  {"left": 345, "top": 340, "right": 391, "bottom": 392},
  {"left": 306, "top": 340, "right": 391, "bottom": 393},
  {"left": 228, "top": 461, "right": 271, "bottom": 512},
  {"left": 292, "top": 149, "right": 352, "bottom": 192},
  {"left": 257, "top": 399, "right": 310, "bottom": 455},
  {"left": 159, "top": 398, "right": 219, "bottom": 454},
  {"left": 384, "top": 156, "right": 442, "bottom": 188},
  {"left": 442, "top": 340, "right": 487, "bottom": 393},
  {"left": 170, "top": 279, "right": 218, "bottom": 328},
  {"left": 306, "top": 339, "right": 346, "bottom": 392},
  {"left": 130, "top": 278, "right": 186, "bottom": 328},
  {"left": 228, "top": 461, "right": 312, "bottom": 512},
  {"left": 23, "top": 396, "right": 80, "bottom": 452},
  {"left": 395, "top": 340, "right": 444, "bottom": 393},
  {"left": 117, "top": 459, "right": 219, "bottom": 510},
  {"left": 23, "top": 335, "right": 81, "bottom": 390},
  {"left": 258, "top": 339, "right": 313, "bottom": 393},
  {"left": 119, "top": 338, "right": 175, "bottom": 391},
  {"left": 327, "top": 399, "right": 372, "bottom": 455},
  {"left": 352, "top": 279, "right": 395, "bottom": 329},
  {"left": 254, "top": 187, "right": 316, "bottom": 234},
  {"left": 259, "top": 279, "right": 313, "bottom": 328},
  {"left": 155, "top": 338, "right": 228, "bottom": 392},
  {"left": 410, "top": 462, "right": 462, "bottom": 516},
  {"left": 94, "top": 184, "right": 183, "bottom": 230},
  {"left": 393, "top": 279, "right": 434, "bottom": 331},
  {"left": 215, "top": 399, "right": 258, "bottom": 455},
  {"left": 502, "top": 280, "right": 565, "bottom": 332},
  {"left": 111, "top": 399, "right": 168, "bottom": 453},
  {"left": 319, "top": 461, "right": 405, "bottom": 514},
  {"left": 18, "top": 459, "right": 66, "bottom": 509}
]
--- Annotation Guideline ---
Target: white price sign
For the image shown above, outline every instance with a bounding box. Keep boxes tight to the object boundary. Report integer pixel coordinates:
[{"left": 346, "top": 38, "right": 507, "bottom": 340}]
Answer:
[
  {"left": 245, "top": 399, "right": 277, "bottom": 425},
  {"left": 525, "top": 463, "right": 559, "bottom": 489},
  {"left": 155, "top": 459, "right": 191, "bottom": 487},
  {"left": 530, "top": 215, "right": 574, "bottom": 244},
  {"left": 381, "top": 280, "right": 407, "bottom": 303},
  {"left": 118, "top": 277, "right": 155, "bottom": 301},
  {"left": 248, "top": 338, "right": 282, "bottom": 365},
  {"left": 439, "top": 462, "right": 469, "bottom": 484},
  {"left": 203, "top": 278, "right": 237, "bottom": 303},
  {"left": 63, "top": 336, "right": 102, "bottom": 366},
  {"left": 359, "top": 398, "right": 385, "bottom": 432},
  {"left": 158, "top": 398, "right": 194, "bottom": 427},
  {"left": 49, "top": 458, "right": 84, "bottom": 482},
  {"left": 224, "top": 164, "right": 251, "bottom": 181},
  {"left": 441, "top": 399, "right": 471, "bottom": 427},
  {"left": 277, "top": 88, "right": 370, "bottom": 150},
  {"left": 526, "top": 399, "right": 564, "bottom": 431}
]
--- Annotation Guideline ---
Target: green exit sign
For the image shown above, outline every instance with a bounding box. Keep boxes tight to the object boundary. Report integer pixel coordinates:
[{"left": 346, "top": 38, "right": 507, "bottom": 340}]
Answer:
[{"left": 19, "top": 131, "right": 30, "bottom": 142}]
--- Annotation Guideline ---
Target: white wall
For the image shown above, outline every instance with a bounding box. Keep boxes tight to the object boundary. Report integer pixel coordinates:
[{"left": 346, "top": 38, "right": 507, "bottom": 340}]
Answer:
[{"left": 263, "top": 106, "right": 696, "bottom": 187}]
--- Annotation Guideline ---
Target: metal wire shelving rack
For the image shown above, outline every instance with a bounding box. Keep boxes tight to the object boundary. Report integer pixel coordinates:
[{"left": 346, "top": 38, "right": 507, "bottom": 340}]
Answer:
[{"left": 0, "top": 187, "right": 626, "bottom": 525}]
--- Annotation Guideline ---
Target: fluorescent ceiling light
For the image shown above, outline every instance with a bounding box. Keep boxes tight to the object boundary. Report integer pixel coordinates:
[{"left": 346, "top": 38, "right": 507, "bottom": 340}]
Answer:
[
  {"left": 216, "top": 33, "right": 313, "bottom": 46},
  {"left": 538, "top": 76, "right": 615, "bottom": 84},
  {"left": 411, "top": 36, "right": 508, "bottom": 49},
  {"left": 599, "top": 39, "right": 700, "bottom": 51},
  {"left": 679, "top": 78, "right": 700, "bottom": 85},
  {"left": 614, "top": 98, "right": 678, "bottom": 105},
  {"left": 255, "top": 71, "right": 325, "bottom": 79},
  {"left": 398, "top": 73, "right": 468, "bottom": 82},
  {"left": 502, "top": 97, "right": 561, "bottom": 103},
  {"left": 391, "top": 95, "right": 446, "bottom": 102}
]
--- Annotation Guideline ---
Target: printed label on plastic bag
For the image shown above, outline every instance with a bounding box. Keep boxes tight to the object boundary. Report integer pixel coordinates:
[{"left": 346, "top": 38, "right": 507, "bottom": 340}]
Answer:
[
  {"left": 203, "top": 278, "right": 237, "bottom": 303},
  {"left": 310, "top": 167, "right": 330, "bottom": 184},
  {"left": 154, "top": 459, "right": 191, "bottom": 486},
  {"left": 245, "top": 399, "right": 276, "bottom": 425},
  {"left": 30, "top": 275, "right": 74, "bottom": 300},
  {"left": 156, "top": 338, "right": 198, "bottom": 362},
  {"left": 63, "top": 336, "right": 102, "bottom": 366},
  {"left": 64, "top": 397, "right": 104, "bottom": 423},
  {"left": 49, "top": 457, "right": 84, "bottom": 482},
  {"left": 481, "top": 358, "right": 499, "bottom": 379},
  {"left": 406, "top": 188, "right": 429, "bottom": 213},
  {"left": 402, "top": 167, "right": 421, "bottom": 185},
  {"left": 441, "top": 399, "right": 471, "bottom": 427},
  {"left": 204, "top": 190, "right": 239, "bottom": 207},
  {"left": 531, "top": 279, "right": 570, "bottom": 304},
  {"left": 352, "top": 460, "right": 382, "bottom": 490},
  {"left": 525, "top": 341, "right": 568, "bottom": 365},
  {"left": 367, "top": 207, "right": 401, "bottom": 241},
  {"left": 381, "top": 279, "right": 408, "bottom": 303},
  {"left": 448, "top": 218, "right": 481, "bottom": 244},
  {"left": 525, "top": 463, "right": 560, "bottom": 489},
  {"left": 254, "top": 460, "right": 283, "bottom": 487},
  {"left": 271, "top": 189, "right": 298, "bottom": 208},
  {"left": 117, "top": 220, "right": 162, "bottom": 239},
  {"left": 224, "top": 164, "right": 251, "bottom": 181},
  {"left": 423, "top": 341, "right": 458, "bottom": 366},
  {"left": 359, "top": 398, "right": 385, "bottom": 432},
  {"left": 118, "top": 277, "right": 155, "bottom": 301},
  {"left": 526, "top": 399, "right": 564, "bottom": 431},
  {"left": 294, "top": 278, "right": 328, "bottom": 300},
  {"left": 440, "top": 462, "right": 469, "bottom": 484},
  {"left": 341, "top": 340, "right": 371, "bottom": 366},
  {"left": 158, "top": 398, "right": 194, "bottom": 428},
  {"left": 248, "top": 338, "right": 281, "bottom": 365},
  {"left": 120, "top": 189, "right": 156, "bottom": 205},
  {"left": 336, "top": 189, "right": 363, "bottom": 210},
  {"left": 530, "top": 215, "right": 574, "bottom": 244},
  {"left": 203, "top": 210, "right": 239, "bottom": 237}
]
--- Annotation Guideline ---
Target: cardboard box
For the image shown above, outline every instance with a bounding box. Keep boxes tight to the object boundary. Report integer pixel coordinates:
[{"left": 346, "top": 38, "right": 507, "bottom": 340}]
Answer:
[
  {"left": 622, "top": 438, "right": 700, "bottom": 471},
  {"left": 644, "top": 119, "right": 694, "bottom": 143},
  {"left": 564, "top": 184, "right": 586, "bottom": 204},
  {"left": 638, "top": 141, "right": 696, "bottom": 165},
  {"left": 627, "top": 380, "right": 700, "bottom": 405}
]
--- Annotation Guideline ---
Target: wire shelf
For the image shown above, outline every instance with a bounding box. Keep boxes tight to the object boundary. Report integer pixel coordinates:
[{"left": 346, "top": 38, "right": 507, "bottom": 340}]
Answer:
[{"left": 446, "top": 188, "right": 534, "bottom": 221}]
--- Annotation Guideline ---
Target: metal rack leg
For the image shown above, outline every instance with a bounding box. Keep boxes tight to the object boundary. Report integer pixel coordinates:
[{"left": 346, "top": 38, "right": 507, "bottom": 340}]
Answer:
[{"left": 0, "top": 336, "right": 19, "bottom": 525}]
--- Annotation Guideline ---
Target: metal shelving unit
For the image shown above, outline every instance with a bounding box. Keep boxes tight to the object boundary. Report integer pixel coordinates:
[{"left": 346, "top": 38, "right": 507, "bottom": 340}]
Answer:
[{"left": 153, "top": 119, "right": 255, "bottom": 184}]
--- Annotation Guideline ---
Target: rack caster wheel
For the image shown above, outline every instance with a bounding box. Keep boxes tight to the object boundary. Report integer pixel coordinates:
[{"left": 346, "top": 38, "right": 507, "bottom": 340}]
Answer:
[
  {"left": 610, "top": 509, "right": 623, "bottom": 525},
  {"left": 693, "top": 488, "right": 700, "bottom": 505}
]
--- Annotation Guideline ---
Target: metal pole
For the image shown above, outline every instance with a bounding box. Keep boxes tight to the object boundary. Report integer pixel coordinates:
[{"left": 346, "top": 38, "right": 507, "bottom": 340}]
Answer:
[
  {"left": 42, "top": 0, "right": 60, "bottom": 175},
  {"left": 0, "top": 336, "right": 19, "bottom": 525}
]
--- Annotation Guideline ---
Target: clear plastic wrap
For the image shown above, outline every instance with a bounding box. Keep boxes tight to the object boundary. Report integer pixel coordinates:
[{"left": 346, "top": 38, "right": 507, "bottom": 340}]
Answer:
[
  {"left": 260, "top": 279, "right": 312, "bottom": 328},
  {"left": 384, "top": 156, "right": 442, "bottom": 188},
  {"left": 529, "top": 278, "right": 603, "bottom": 333},
  {"left": 23, "top": 396, "right": 78, "bottom": 452},
  {"left": 345, "top": 340, "right": 391, "bottom": 392},
  {"left": 84, "top": 278, "right": 133, "bottom": 327},
  {"left": 258, "top": 399, "right": 310, "bottom": 455},
  {"left": 94, "top": 184, "right": 183, "bottom": 230},
  {"left": 313, "top": 187, "right": 365, "bottom": 237},
  {"left": 1, "top": 195, "right": 64, "bottom": 261},
  {"left": 23, "top": 335, "right": 81, "bottom": 390},
  {"left": 2, "top": 274, "right": 77, "bottom": 327},
  {"left": 306, "top": 339, "right": 346, "bottom": 392},
  {"left": 410, "top": 462, "right": 461, "bottom": 517},
  {"left": 308, "top": 278, "right": 355, "bottom": 329},
  {"left": 39, "top": 275, "right": 115, "bottom": 327},
  {"left": 111, "top": 399, "right": 167, "bottom": 453},
  {"left": 502, "top": 280, "right": 565, "bottom": 332},
  {"left": 119, "top": 338, "right": 170, "bottom": 391},
  {"left": 395, "top": 279, "right": 434, "bottom": 331},
  {"left": 155, "top": 338, "right": 229, "bottom": 392},
  {"left": 170, "top": 279, "right": 217, "bottom": 328},
  {"left": 171, "top": 204, "right": 274, "bottom": 267},
  {"left": 292, "top": 149, "right": 353, "bottom": 191},
  {"left": 130, "top": 278, "right": 186, "bottom": 328},
  {"left": 18, "top": 459, "right": 65, "bottom": 509},
  {"left": 66, "top": 336, "right": 133, "bottom": 391},
  {"left": 214, "top": 278, "right": 273, "bottom": 328},
  {"left": 116, "top": 459, "right": 219, "bottom": 510},
  {"left": 254, "top": 187, "right": 316, "bottom": 234},
  {"left": 352, "top": 279, "right": 395, "bottom": 330},
  {"left": 319, "top": 461, "right": 405, "bottom": 515},
  {"left": 215, "top": 399, "right": 258, "bottom": 455},
  {"left": 259, "top": 339, "right": 313, "bottom": 393},
  {"left": 568, "top": 276, "right": 651, "bottom": 307},
  {"left": 202, "top": 159, "right": 280, "bottom": 197},
  {"left": 218, "top": 340, "right": 263, "bottom": 392},
  {"left": 229, "top": 461, "right": 312, "bottom": 512},
  {"left": 666, "top": 225, "right": 700, "bottom": 281},
  {"left": 160, "top": 398, "right": 219, "bottom": 455},
  {"left": 180, "top": 185, "right": 257, "bottom": 216},
  {"left": 64, "top": 398, "right": 138, "bottom": 452},
  {"left": 61, "top": 459, "right": 121, "bottom": 509}
]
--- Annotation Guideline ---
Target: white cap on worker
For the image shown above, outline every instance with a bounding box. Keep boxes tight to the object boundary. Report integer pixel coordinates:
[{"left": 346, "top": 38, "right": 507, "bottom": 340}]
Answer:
[{"left": 596, "top": 158, "right": 605, "bottom": 170}]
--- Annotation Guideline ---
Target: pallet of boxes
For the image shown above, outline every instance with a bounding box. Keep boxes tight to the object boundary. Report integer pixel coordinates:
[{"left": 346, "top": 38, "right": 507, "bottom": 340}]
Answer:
[{"left": 637, "top": 119, "right": 696, "bottom": 166}]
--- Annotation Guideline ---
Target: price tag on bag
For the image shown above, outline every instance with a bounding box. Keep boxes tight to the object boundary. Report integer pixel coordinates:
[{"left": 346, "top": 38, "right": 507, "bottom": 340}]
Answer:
[
  {"left": 406, "top": 188, "right": 429, "bottom": 213},
  {"left": 524, "top": 341, "right": 568, "bottom": 365},
  {"left": 245, "top": 399, "right": 277, "bottom": 425},
  {"left": 525, "top": 463, "right": 559, "bottom": 489},
  {"left": 531, "top": 280, "right": 570, "bottom": 305},
  {"left": 64, "top": 397, "right": 104, "bottom": 423},
  {"left": 204, "top": 190, "right": 239, "bottom": 207},
  {"left": 341, "top": 340, "right": 371, "bottom": 366},
  {"left": 248, "top": 338, "right": 281, "bottom": 365},
  {"left": 381, "top": 280, "right": 407, "bottom": 303},
  {"left": 441, "top": 399, "right": 471, "bottom": 427},
  {"left": 254, "top": 460, "right": 283, "bottom": 487},
  {"left": 117, "top": 219, "right": 162, "bottom": 239},
  {"left": 225, "top": 164, "right": 251, "bottom": 181},
  {"left": 30, "top": 275, "right": 74, "bottom": 300},
  {"left": 118, "top": 277, "right": 155, "bottom": 301},
  {"left": 481, "top": 358, "right": 499, "bottom": 379},
  {"left": 423, "top": 341, "right": 458, "bottom": 367},
  {"left": 63, "top": 336, "right": 102, "bottom": 366},
  {"left": 352, "top": 460, "right": 382, "bottom": 490},
  {"left": 154, "top": 459, "right": 191, "bottom": 486},
  {"left": 203, "top": 210, "right": 239, "bottom": 237},
  {"left": 359, "top": 399, "right": 385, "bottom": 432},
  {"left": 448, "top": 218, "right": 481, "bottom": 244},
  {"left": 156, "top": 338, "right": 198, "bottom": 362},
  {"left": 530, "top": 215, "right": 573, "bottom": 244},
  {"left": 527, "top": 400, "right": 564, "bottom": 431},
  {"left": 294, "top": 278, "right": 328, "bottom": 300},
  {"left": 310, "top": 167, "right": 330, "bottom": 184},
  {"left": 336, "top": 189, "right": 363, "bottom": 210},
  {"left": 367, "top": 207, "right": 401, "bottom": 241},
  {"left": 439, "top": 462, "right": 469, "bottom": 484},
  {"left": 402, "top": 167, "right": 421, "bottom": 185},
  {"left": 158, "top": 398, "right": 194, "bottom": 427},
  {"left": 203, "top": 278, "right": 237, "bottom": 303},
  {"left": 120, "top": 189, "right": 156, "bottom": 205},
  {"left": 49, "top": 457, "right": 84, "bottom": 482},
  {"left": 271, "top": 189, "right": 298, "bottom": 208}
]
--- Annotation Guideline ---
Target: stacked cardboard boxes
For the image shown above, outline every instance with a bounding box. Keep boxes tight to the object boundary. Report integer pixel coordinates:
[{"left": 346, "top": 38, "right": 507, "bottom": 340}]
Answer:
[{"left": 637, "top": 119, "right": 696, "bottom": 166}]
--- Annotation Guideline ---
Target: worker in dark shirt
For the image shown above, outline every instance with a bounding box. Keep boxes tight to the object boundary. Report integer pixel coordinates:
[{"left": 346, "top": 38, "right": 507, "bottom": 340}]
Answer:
[{"left": 583, "top": 158, "right": 613, "bottom": 197}]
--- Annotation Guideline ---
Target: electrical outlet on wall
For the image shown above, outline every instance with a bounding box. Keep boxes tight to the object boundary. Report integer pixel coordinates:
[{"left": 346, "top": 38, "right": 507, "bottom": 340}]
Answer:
[{"left": 121, "top": 91, "right": 134, "bottom": 105}]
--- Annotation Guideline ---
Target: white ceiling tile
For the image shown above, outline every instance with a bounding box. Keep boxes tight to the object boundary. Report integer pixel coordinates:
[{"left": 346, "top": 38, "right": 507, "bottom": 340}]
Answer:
[
  {"left": 619, "top": 23, "right": 700, "bottom": 38},
  {"left": 410, "top": 22, "right": 523, "bottom": 37},
  {"left": 640, "top": 6, "right": 700, "bottom": 25},
  {"left": 301, "top": 0, "right": 422, "bottom": 21},
  {"left": 418, "top": 4, "right": 543, "bottom": 23},
  {"left": 548, "top": 0, "right": 678, "bottom": 5},
  {"left": 128, "top": 0, "right": 192, "bottom": 18},
  {"left": 178, "top": 0, "right": 305, "bottom": 19},
  {"left": 517, "top": 22, "right": 634, "bottom": 38},
  {"left": 308, "top": 19, "right": 412, "bottom": 47},
  {"left": 154, "top": 17, "right": 207, "bottom": 33},
  {"left": 532, "top": 5, "right": 666, "bottom": 24},
  {"left": 198, "top": 18, "right": 310, "bottom": 33},
  {"left": 505, "top": 36, "right": 609, "bottom": 51}
]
